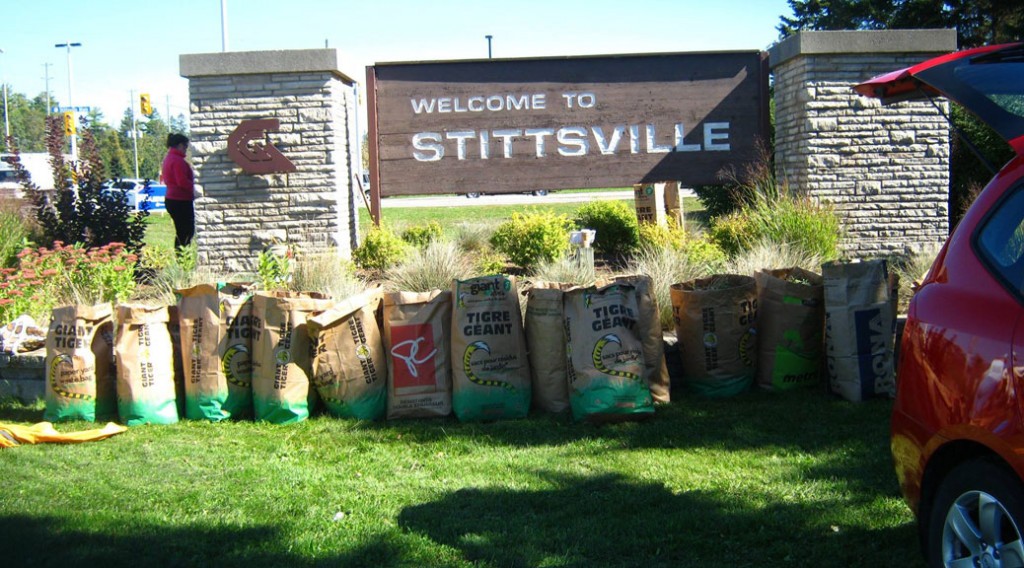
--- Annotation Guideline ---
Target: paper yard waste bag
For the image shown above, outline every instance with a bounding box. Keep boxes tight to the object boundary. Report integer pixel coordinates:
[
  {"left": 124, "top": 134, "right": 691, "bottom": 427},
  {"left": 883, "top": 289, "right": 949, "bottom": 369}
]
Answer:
[
  {"left": 43, "top": 303, "right": 116, "bottom": 423},
  {"left": 451, "top": 275, "right": 531, "bottom": 421},
  {"left": 307, "top": 288, "right": 387, "bottom": 421},
  {"left": 564, "top": 282, "right": 654, "bottom": 422},
  {"left": 823, "top": 260, "right": 896, "bottom": 402},
  {"left": 614, "top": 274, "right": 670, "bottom": 403},
  {"left": 383, "top": 290, "right": 453, "bottom": 419},
  {"left": 115, "top": 304, "right": 179, "bottom": 425},
  {"left": 755, "top": 268, "right": 825, "bottom": 392},
  {"left": 177, "top": 283, "right": 256, "bottom": 421},
  {"left": 671, "top": 275, "right": 757, "bottom": 397},
  {"left": 524, "top": 282, "right": 573, "bottom": 414},
  {"left": 252, "top": 291, "right": 334, "bottom": 424}
]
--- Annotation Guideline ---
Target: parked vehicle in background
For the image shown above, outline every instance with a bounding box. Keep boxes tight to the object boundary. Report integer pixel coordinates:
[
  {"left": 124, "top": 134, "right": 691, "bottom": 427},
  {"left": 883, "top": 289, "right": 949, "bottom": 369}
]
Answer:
[
  {"left": 856, "top": 42, "right": 1024, "bottom": 568},
  {"left": 0, "top": 153, "right": 66, "bottom": 196},
  {"left": 102, "top": 179, "right": 167, "bottom": 212}
]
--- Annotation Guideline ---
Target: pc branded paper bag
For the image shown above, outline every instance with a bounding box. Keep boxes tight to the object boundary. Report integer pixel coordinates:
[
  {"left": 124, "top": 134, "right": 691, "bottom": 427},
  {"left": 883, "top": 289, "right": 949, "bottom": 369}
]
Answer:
[{"left": 383, "top": 290, "right": 452, "bottom": 420}]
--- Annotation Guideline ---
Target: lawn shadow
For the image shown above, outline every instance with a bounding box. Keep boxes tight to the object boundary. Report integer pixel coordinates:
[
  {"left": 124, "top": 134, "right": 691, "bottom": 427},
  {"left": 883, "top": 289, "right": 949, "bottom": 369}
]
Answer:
[
  {"left": 0, "top": 514, "right": 437, "bottom": 568},
  {"left": 373, "top": 388, "right": 896, "bottom": 457},
  {"left": 398, "top": 471, "right": 923, "bottom": 568}
]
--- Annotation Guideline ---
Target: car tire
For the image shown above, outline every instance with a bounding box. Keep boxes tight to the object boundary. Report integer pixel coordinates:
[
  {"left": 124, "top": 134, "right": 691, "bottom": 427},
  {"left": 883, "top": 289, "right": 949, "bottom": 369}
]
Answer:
[
  {"left": 926, "top": 459, "right": 1024, "bottom": 568},
  {"left": 466, "top": 192, "right": 481, "bottom": 199},
  {"left": 532, "top": 189, "right": 549, "bottom": 196}
]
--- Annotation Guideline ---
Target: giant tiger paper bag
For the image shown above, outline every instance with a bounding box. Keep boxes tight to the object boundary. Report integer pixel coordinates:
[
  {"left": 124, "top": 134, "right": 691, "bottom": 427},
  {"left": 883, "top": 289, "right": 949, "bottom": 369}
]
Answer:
[
  {"left": 451, "top": 275, "right": 531, "bottom": 421},
  {"left": 307, "top": 288, "right": 387, "bottom": 421},
  {"left": 115, "top": 304, "right": 179, "bottom": 425},
  {"left": 564, "top": 282, "right": 654, "bottom": 422},
  {"left": 614, "top": 274, "right": 670, "bottom": 403},
  {"left": 671, "top": 275, "right": 758, "bottom": 397},
  {"left": 252, "top": 291, "right": 334, "bottom": 424},
  {"left": 177, "top": 283, "right": 256, "bottom": 421},
  {"left": 43, "top": 303, "right": 116, "bottom": 423}
]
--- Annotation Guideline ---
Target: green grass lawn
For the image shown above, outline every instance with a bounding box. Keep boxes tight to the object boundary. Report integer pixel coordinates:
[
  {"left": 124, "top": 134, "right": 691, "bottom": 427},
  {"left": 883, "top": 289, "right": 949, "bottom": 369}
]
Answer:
[
  {"left": 358, "top": 196, "right": 706, "bottom": 236},
  {"left": 148, "top": 193, "right": 706, "bottom": 252},
  {"left": 0, "top": 389, "right": 920, "bottom": 567}
]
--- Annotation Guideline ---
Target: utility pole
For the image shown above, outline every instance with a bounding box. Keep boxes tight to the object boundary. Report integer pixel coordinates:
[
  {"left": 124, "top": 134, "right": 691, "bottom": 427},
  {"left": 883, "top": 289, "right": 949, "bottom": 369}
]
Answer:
[
  {"left": 486, "top": 35, "right": 493, "bottom": 59},
  {"left": 42, "top": 62, "right": 52, "bottom": 115}
]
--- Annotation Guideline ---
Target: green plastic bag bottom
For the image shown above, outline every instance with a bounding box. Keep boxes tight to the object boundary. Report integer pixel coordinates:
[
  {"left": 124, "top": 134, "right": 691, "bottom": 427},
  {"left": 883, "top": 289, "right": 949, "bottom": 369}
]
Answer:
[
  {"left": 118, "top": 398, "right": 179, "bottom": 426},
  {"left": 185, "top": 389, "right": 252, "bottom": 422},
  {"left": 321, "top": 389, "right": 386, "bottom": 421},
  {"left": 686, "top": 374, "right": 753, "bottom": 398},
  {"left": 453, "top": 387, "right": 531, "bottom": 422},
  {"left": 254, "top": 397, "right": 309, "bottom": 424},
  {"left": 570, "top": 378, "right": 654, "bottom": 422},
  {"left": 44, "top": 395, "right": 117, "bottom": 423}
]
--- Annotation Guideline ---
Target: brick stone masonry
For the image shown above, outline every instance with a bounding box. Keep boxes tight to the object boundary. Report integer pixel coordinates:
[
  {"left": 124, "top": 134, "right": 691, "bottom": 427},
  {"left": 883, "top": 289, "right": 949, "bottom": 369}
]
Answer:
[
  {"left": 770, "top": 30, "right": 959, "bottom": 257},
  {"left": 180, "top": 50, "right": 360, "bottom": 273}
]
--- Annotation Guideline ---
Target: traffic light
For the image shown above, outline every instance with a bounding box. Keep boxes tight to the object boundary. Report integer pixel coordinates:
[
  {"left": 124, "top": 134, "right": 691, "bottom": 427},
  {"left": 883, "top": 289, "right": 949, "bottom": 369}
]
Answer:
[
  {"left": 62, "top": 111, "right": 76, "bottom": 135},
  {"left": 140, "top": 93, "right": 152, "bottom": 116}
]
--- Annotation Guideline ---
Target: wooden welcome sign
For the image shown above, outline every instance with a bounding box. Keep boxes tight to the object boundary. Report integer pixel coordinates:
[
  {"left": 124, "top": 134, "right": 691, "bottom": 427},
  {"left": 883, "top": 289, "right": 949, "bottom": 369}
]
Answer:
[{"left": 366, "top": 51, "right": 769, "bottom": 207}]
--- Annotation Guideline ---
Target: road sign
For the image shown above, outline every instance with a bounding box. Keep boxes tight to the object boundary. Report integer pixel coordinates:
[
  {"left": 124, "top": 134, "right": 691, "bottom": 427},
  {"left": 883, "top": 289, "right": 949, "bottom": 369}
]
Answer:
[{"left": 51, "top": 105, "right": 92, "bottom": 113}]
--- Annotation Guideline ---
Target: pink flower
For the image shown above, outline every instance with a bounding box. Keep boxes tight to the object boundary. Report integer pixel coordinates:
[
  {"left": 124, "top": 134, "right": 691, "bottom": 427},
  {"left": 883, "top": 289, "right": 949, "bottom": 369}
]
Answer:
[
  {"left": 0, "top": 299, "right": 12, "bottom": 306},
  {"left": 113, "top": 266, "right": 127, "bottom": 272},
  {"left": 41, "top": 269, "right": 58, "bottom": 277}
]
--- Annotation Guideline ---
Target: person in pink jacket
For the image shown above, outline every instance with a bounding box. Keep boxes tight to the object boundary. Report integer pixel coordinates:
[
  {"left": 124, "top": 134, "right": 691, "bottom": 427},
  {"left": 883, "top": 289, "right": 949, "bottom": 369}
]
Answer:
[{"left": 161, "top": 133, "right": 195, "bottom": 248}]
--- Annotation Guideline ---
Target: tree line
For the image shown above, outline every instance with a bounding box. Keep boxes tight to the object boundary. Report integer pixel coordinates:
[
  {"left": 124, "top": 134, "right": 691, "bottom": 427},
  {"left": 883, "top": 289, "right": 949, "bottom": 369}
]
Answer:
[{"left": 2, "top": 89, "right": 188, "bottom": 182}]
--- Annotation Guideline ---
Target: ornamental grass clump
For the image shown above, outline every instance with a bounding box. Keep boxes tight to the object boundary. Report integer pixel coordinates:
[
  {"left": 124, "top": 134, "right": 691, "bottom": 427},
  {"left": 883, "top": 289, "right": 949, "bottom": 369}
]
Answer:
[
  {"left": 725, "top": 239, "right": 826, "bottom": 277},
  {"left": 384, "top": 240, "right": 474, "bottom": 293},
  {"left": 0, "top": 241, "right": 138, "bottom": 326}
]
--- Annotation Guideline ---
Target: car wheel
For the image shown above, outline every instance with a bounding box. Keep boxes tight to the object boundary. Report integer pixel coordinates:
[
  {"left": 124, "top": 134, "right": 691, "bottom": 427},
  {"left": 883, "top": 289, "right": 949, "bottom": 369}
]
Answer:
[
  {"left": 927, "top": 459, "right": 1024, "bottom": 568},
  {"left": 532, "top": 189, "right": 549, "bottom": 196},
  {"left": 466, "top": 192, "right": 481, "bottom": 199}
]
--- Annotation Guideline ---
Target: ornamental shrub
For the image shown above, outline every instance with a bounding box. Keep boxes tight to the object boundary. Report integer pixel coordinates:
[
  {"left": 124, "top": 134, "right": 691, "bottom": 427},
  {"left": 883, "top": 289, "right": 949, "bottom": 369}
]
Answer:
[
  {"left": 490, "top": 211, "right": 573, "bottom": 269},
  {"left": 401, "top": 221, "right": 444, "bottom": 249},
  {"left": 573, "top": 200, "right": 639, "bottom": 257},
  {"left": 353, "top": 225, "right": 410, "bottom": 272},
  {"left": 24, "top": 120, "right": 148, "bottom": 252},
  {"left": 708, "top": 193, "right": 841, "bottom": 261}
]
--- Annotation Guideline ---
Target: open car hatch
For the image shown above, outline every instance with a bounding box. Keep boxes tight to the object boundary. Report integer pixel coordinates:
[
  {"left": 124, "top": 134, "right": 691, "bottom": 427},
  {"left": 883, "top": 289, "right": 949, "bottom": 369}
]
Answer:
[{"left": 855, "top": 42, "right": 1024, "bottom": 156}]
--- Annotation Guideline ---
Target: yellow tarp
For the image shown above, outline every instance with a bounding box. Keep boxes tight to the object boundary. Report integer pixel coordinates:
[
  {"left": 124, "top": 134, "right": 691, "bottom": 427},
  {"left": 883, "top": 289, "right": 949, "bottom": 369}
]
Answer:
[{"left": 0, "top": 422, "right": 128, "bottom": 448}]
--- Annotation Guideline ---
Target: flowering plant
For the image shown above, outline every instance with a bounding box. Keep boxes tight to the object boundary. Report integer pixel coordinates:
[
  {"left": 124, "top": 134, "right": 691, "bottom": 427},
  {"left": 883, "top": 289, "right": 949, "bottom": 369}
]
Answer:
[{"left": 0, "top": 241, "right": 138, "bottom": 326}]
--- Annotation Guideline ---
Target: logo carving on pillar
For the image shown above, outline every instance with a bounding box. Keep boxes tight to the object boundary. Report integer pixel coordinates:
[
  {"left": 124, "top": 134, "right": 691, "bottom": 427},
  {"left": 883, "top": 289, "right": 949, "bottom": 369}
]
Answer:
[{"left": 227, "top": 118, "right": 297, "bottom": 174}]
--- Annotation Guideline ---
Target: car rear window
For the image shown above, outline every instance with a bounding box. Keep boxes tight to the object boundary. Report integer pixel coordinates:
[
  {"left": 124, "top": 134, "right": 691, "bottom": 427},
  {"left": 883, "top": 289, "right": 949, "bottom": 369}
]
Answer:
[
  {"left": 955, "top": 64, "right": 1024, "bottom": 119},
  {"left": 978, "top": 186, "right": 1024, "bottom": 288}
]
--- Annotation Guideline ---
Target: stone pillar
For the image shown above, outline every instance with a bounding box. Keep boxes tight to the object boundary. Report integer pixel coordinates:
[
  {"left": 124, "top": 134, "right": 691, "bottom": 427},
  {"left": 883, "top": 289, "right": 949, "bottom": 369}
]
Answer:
[
  {"left": 769, "top": 30, "right": 958, "bottom": 257},
  {"left": 180, "top": 49, "right": 359, "bottom": 272}
]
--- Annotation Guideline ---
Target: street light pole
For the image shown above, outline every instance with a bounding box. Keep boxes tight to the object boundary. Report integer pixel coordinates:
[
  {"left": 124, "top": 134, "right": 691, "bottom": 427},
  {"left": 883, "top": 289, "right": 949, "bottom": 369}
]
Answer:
[
  {"left": 55, "top": 41, "right": 82, "bottom": 159},
  {"left": 486, "top": 35, "right": 493, "bottom": 59}
]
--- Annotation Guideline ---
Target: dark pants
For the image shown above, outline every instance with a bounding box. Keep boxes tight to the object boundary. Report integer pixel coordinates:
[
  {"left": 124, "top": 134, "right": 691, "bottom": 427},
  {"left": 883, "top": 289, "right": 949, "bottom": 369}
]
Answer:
[{"left": 165, "top": 198, "right": 195, "bottom": 249}]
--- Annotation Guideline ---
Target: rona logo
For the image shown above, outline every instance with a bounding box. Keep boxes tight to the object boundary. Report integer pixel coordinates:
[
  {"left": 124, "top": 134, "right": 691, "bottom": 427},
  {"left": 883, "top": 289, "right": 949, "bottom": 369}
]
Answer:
[{"left": 854, "top": 307, "right": 891, "bottom": 396}]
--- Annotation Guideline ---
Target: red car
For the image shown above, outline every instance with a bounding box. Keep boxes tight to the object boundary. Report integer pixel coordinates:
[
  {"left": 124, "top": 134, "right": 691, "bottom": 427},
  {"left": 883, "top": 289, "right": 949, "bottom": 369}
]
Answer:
[{"left": 856, "top": 43, "right": 1024, "bottom": 567}]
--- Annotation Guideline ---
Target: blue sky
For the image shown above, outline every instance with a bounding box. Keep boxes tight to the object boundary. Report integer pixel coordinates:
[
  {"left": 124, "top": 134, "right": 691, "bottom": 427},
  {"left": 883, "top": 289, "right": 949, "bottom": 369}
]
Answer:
[{"left": 2, "top": 0, "right": 793, "bottom": 126}]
